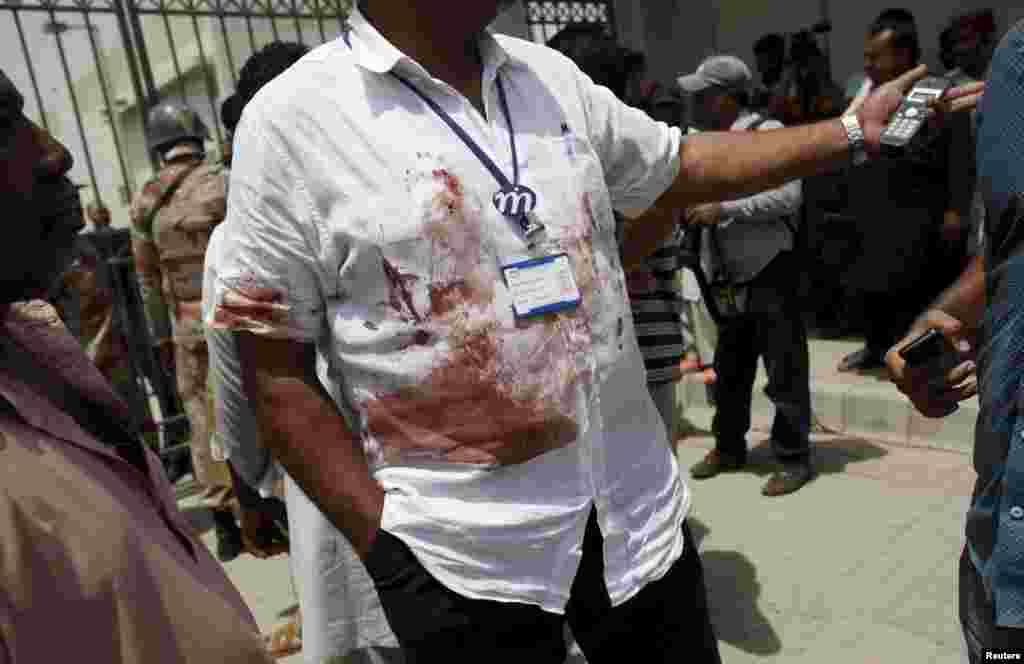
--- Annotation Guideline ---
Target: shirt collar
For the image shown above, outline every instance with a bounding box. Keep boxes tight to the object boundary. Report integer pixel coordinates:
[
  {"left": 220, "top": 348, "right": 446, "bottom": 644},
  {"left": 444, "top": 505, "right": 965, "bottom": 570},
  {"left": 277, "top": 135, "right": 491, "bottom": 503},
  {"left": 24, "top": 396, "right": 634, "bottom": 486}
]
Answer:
[{"left": 345, "top": 5, "right": 521, "bottom": 82}]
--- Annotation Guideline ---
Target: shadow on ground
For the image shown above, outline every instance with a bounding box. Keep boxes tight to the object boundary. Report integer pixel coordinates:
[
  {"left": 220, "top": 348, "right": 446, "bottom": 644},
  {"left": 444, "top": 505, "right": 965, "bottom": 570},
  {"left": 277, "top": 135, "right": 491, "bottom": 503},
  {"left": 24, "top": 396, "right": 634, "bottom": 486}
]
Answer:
[
  {"left": 704, "top": 551, "right": 784, "bottom": 656},
  {"left": 687, "top": 515, "right": 783, "bottom": 657}
]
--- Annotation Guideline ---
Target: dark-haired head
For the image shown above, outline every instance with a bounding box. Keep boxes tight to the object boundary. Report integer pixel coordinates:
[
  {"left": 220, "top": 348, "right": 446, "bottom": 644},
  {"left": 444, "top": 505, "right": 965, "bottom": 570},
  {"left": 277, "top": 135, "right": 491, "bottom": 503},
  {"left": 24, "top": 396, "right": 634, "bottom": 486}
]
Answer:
[
  {"left": 236, "top": 41, "right": 312, "bottom": 110},
  {"left": 865, "top": 8, "right": 919, "bottom": 84}
]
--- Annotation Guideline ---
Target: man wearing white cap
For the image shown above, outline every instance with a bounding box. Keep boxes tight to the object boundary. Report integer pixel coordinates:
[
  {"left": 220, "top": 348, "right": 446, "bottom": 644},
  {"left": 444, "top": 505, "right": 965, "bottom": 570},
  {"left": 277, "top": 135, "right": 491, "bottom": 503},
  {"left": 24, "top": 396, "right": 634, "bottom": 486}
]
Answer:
[{"left": 679, "top": 55, "right": 814, "bottom": 496}]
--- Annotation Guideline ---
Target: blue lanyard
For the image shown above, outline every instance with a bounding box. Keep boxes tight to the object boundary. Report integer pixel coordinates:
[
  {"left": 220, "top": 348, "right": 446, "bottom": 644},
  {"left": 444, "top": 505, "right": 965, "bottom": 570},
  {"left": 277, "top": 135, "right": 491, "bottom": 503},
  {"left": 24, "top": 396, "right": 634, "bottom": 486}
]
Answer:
[{"left": 343, "top": 29, "right": 540, "bottom": 236}]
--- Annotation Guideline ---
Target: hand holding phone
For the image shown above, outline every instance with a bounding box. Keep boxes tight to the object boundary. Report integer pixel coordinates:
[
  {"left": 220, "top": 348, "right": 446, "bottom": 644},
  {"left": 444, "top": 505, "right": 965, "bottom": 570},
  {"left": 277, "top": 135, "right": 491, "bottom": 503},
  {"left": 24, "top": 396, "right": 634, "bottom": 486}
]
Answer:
[
  {"left": 880, "top": 76, "right": 951, "bottom": 155},
  {"left": 898, "top": 328, "right": 961, "bottom": 391}
]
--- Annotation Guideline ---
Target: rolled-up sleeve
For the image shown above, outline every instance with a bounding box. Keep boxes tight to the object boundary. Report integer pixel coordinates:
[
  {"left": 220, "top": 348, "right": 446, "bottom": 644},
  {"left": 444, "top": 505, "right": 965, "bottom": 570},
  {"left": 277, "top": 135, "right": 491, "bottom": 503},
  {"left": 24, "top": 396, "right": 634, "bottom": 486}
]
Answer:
[
  {"left": 205, "top": 106, "right": 326, "bottom": 343},
  {"left": 574, "top": 67, "right": 683, "bottom": 214}
]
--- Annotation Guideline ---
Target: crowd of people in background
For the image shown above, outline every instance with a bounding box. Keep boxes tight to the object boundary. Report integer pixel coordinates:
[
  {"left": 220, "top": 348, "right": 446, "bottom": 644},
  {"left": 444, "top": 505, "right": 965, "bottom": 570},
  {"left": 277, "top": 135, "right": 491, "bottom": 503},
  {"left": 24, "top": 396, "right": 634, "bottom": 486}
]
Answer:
[{"left": 0, "top": 1, "right": 1006, "bottom": 662}]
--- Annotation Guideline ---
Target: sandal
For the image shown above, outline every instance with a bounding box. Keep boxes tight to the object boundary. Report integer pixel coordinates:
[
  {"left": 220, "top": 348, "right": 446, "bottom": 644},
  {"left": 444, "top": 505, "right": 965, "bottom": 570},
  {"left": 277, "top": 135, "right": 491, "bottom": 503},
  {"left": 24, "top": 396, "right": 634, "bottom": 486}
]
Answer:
[{"left": 264, "top": 616, "right": 302, "bottom": 659}]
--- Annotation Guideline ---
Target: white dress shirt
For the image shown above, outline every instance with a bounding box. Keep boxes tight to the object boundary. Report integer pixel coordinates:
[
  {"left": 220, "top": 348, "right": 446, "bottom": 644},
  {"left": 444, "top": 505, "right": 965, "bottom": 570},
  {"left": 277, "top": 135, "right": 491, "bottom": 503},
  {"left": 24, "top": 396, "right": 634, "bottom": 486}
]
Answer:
[{"left": 206, "top": 7, "right": 689, "bottom": 613}]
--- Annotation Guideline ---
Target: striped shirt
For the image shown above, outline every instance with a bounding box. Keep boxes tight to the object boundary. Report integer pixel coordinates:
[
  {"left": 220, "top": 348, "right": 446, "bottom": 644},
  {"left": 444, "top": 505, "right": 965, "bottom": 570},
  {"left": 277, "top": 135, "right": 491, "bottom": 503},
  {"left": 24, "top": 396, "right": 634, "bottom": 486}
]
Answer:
[{"left": 619, "top": 212, "right": 687, "bottom": 384}]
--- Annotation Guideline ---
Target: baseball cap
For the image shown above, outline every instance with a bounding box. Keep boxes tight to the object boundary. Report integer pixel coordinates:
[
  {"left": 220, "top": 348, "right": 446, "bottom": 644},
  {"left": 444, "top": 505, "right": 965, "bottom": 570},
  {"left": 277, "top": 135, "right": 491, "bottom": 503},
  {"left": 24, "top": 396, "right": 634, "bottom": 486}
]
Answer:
[{"left": 677, "top": 55, "right": 753, "bottom": 94}]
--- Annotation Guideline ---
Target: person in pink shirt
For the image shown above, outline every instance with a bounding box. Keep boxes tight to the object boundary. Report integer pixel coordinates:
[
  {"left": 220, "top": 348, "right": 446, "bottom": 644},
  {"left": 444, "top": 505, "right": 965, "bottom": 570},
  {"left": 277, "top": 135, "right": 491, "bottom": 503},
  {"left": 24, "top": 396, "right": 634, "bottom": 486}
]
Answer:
[{"left": 0, "top": 68, "right": 272, "bottom": 664}]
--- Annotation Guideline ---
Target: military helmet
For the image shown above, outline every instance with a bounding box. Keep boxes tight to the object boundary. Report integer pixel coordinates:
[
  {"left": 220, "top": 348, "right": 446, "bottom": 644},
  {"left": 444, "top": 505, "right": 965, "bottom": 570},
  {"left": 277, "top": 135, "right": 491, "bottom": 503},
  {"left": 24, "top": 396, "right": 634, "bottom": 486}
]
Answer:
[{"left": 146, "top": 101, "right": 209, "bottom": 155}]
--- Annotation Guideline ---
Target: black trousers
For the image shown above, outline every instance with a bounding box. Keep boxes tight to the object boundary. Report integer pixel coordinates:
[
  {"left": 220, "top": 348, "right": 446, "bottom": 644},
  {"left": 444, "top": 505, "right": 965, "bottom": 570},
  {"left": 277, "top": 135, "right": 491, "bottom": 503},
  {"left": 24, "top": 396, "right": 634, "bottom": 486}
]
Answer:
[
  {"left": 960, "top": 548, "right": 1024, "bottom": 662},
  {"left": 711, "top": 255, "right": 812, "bottom": 462},
  {"left": 364, "top": 510, "right": 721, "bottom": 664}
]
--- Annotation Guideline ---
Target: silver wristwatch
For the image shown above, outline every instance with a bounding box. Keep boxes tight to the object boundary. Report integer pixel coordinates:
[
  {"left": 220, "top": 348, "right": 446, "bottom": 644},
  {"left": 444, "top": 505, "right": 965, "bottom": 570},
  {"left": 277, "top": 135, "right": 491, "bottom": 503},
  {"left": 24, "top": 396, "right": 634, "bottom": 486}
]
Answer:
[{"left": 841, "top": 113, "right": 868, "bottom": 166}]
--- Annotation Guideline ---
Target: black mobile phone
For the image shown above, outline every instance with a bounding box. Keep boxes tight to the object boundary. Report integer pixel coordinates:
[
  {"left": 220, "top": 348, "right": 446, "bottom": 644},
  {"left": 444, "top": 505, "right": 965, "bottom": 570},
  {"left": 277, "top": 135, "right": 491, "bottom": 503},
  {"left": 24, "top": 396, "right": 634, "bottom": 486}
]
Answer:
[
  {"left": 880, "top": 76, "right": 951, "bottom": 155},
  {"left": 899, "top": 328, "right": 945, "bottom": 367},
  {"left": 899, "top": 328, "right": 961, "bottom": 390}
]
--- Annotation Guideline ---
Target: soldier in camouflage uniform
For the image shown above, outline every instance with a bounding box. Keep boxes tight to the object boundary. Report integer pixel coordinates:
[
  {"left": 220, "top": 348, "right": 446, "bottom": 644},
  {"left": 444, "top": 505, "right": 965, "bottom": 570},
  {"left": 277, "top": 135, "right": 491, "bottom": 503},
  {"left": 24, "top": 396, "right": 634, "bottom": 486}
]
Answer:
[{"left": 130, "top": 101, "right": 244, "bottom": 561}]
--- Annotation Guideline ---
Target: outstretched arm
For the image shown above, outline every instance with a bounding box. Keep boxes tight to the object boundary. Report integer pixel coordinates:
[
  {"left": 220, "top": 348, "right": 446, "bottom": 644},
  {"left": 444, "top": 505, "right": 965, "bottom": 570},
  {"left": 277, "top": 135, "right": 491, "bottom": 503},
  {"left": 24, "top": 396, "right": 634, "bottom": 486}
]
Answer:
[{"left": 662, "top": 66, "right": 984, "bottom": 209}]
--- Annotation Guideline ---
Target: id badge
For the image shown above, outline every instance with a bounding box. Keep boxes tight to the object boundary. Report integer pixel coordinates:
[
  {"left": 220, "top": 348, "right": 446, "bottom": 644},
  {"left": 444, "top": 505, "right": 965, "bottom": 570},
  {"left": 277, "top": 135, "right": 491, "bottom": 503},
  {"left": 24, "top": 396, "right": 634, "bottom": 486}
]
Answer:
[{"left": 502, "top": 253, "right": 582, "bottom": 319}]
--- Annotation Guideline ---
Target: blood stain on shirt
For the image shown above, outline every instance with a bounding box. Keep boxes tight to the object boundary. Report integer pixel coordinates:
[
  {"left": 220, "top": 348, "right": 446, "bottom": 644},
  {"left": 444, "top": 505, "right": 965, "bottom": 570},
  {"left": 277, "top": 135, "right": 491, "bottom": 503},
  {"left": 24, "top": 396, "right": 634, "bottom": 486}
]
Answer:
[
  {"left": 366, "top": 327, "right": 579, "bottom": 467},
  {"left": 428, "top": 280, "right": 475, "bottom": 318},
  {"left": 381, "top": 256, "right": 423, "bottom": 323},
  {"left": 433, "top": 169, "right": 464, "bottom": 205}
]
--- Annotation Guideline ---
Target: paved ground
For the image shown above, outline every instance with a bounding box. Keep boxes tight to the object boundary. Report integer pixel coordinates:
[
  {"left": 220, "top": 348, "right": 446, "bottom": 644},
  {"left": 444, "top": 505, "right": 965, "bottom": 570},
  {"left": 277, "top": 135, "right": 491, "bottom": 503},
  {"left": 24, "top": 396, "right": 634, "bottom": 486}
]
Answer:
[
  {"left": 676, "top": 432, "right": 972, "bottom": 664},
  {"left": 185, "top": 417, "right": 976, "bottom": 663}
]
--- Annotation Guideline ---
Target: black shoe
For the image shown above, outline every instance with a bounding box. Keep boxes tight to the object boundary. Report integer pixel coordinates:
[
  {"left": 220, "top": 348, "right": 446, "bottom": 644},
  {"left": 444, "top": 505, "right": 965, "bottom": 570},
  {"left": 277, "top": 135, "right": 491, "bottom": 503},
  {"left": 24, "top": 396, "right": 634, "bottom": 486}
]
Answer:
[
  {"left": 160, "top": 445, "right": 193, "bottom": 485},
  {"left": 213, "top": 509, "right": 244, "bottom": 562},
  {"left": 250, "top": 522, "right": 290, "bottom": 551},
  {"left": 837, "top": 347, "right": 884, "bottom": 373},
  {"left": 761, "top": 462, "right": 814, "bottom": 496},
  {"left": 690, "top": 449, "right": 745, "bottom": 479}
]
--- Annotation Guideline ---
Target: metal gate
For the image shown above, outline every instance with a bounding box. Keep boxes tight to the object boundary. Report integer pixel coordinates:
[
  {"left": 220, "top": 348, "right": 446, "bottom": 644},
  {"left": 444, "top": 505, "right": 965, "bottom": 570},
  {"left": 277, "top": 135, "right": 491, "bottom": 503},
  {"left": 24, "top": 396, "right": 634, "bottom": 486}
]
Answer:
[
  {"left": 2, "top": 0, "right": 352, "bottom": 217},
  {"left": 524, "top": 1, "right": 616, "bottom": 44}
]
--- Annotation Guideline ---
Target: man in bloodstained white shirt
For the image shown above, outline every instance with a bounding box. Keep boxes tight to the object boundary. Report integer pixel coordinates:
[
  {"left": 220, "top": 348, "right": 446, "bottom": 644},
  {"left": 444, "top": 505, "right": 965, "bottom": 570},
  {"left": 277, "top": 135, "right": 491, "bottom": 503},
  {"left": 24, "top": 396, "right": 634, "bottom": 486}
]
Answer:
[{"left": 204, "top": 1, "right": 983, "bottom": 661}]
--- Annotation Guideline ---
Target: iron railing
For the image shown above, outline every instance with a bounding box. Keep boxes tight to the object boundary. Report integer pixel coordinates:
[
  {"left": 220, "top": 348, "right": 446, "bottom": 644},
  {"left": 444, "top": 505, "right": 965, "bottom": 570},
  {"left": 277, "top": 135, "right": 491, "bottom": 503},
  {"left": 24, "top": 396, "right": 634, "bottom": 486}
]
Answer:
[
  {"left": 524, "top": 0, "right": 616, "bottom": 44},
  {"left": 2, "top": 0, "right": 351, "bottom": 211}
]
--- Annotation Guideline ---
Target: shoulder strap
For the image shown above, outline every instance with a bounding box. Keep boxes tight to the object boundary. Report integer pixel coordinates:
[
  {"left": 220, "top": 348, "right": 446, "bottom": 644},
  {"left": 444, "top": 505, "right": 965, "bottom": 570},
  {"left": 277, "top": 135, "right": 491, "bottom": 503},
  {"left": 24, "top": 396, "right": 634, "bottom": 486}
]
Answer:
[
  {"left": 142, "top": 161, "right": 205, "bottom": 232},
  {"left": 707, "top": 225, "right": 731, "bottom": 280},
  {"left": 692, "top": 228, "right": 724, "bottom": 324}
]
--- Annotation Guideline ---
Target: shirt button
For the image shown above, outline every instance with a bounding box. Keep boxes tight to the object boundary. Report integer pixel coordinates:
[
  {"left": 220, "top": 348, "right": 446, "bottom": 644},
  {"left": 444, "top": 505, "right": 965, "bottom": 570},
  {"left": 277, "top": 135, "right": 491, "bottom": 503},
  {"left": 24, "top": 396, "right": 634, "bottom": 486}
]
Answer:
[{"left": 1011, "top": 506, "right": 1024, "bottom": 520}]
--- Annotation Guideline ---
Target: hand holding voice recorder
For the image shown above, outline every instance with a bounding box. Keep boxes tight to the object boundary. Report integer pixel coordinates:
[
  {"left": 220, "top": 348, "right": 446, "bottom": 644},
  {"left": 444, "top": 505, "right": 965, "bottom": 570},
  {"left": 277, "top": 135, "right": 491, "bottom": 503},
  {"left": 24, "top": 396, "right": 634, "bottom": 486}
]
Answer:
[{"left": 880, "top": 76, "right": 951, "bottom": 155}]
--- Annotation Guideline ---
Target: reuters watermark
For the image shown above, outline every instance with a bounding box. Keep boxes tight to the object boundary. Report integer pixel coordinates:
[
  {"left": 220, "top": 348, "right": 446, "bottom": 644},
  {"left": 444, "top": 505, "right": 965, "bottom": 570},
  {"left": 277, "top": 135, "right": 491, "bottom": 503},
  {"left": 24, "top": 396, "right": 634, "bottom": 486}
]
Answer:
[{"left": 986, "top": 651, "right": 1024, "bottom": 661}]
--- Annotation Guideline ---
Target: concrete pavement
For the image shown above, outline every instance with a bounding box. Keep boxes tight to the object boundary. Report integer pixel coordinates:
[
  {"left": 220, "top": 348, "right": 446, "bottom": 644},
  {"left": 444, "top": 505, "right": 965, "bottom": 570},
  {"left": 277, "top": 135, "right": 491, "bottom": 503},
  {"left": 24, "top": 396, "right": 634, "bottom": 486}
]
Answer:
[{"left": 676, "top": 431, "right": 973, "bottom": 664}]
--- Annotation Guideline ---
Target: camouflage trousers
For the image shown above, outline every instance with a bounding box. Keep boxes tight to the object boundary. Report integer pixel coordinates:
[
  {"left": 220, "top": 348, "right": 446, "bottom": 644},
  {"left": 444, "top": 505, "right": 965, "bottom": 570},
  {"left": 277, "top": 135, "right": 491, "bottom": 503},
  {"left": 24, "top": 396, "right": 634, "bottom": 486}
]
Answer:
[{"left": 175, "top": 340, "right": 233, "bottom": 490}]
